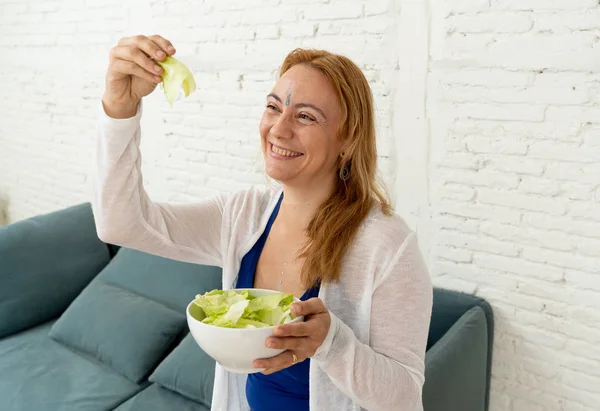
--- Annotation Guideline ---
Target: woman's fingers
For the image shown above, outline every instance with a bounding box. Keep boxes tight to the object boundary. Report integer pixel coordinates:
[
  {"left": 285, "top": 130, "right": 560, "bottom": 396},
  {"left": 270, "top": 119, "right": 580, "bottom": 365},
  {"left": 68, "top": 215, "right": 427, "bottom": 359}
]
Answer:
[
  {"left": 274, "top": 321, "right": 312, "bottom": 337},
  {"left": 108, "top": 34, "right": 177, "bottom": 84},
  {"left": 118, "top": 35, "right": 168, "bottom": 61},
  {"left": 110, "top": 46, "right": 163, "bottom": 77},
  {"left": 253, "top": 300, "right": 332, "bottom": 374},
  {"left": 291, "top": 298, "right": 327, "bottom": 317},
  {"left": 103, "top": 34, "right": 173, "bottom": 115},
  {"left": 110, "top": 58, "right": 162, "bottom": 84},
  {"left": 266, "top": 336, "right": 310, "bottom": 350},
  {"left": 148, "top": 34, "right": 176, "bottom": 55},
  {"left": 254, "top": 350, "right": 303, "bottom": 374}
]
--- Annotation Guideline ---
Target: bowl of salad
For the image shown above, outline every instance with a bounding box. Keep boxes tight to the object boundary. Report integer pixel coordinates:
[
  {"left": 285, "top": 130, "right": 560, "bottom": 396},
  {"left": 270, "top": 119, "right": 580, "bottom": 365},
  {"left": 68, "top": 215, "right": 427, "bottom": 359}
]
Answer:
[{"left": 186, "top": 288, "right": 303, "bottom": 374}]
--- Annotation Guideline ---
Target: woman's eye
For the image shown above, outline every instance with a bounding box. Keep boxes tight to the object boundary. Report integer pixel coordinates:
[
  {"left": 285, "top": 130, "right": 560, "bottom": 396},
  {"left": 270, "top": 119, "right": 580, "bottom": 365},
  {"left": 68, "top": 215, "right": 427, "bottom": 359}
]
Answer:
[
  {"left": 266, "top": 104, "right": 278, "bottom": 111},
  {"left": 299, "top": 113, "right": 315, "bottom": 121}
]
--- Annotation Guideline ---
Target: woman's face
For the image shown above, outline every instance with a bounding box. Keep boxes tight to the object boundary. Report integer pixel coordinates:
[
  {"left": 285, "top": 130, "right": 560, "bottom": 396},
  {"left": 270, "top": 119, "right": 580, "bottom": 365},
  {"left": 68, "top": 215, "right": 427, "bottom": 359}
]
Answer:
[{"left": 260, "top": 64, "right": 343, "bottom": 188}]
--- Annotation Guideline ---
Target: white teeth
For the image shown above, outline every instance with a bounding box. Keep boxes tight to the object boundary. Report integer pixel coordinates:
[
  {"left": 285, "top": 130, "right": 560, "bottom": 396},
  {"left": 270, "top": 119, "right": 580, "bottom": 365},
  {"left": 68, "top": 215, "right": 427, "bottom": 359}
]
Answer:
[{"left": 271, "top": 144, "right": 302, "bottom": 157}]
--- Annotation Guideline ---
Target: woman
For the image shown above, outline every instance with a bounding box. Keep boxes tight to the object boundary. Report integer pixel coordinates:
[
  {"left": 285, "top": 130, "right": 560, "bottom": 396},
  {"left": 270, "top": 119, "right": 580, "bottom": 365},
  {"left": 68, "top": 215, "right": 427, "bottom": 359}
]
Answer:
[{"left": 94, "top": 34, "right": 432, "bottom": 411}]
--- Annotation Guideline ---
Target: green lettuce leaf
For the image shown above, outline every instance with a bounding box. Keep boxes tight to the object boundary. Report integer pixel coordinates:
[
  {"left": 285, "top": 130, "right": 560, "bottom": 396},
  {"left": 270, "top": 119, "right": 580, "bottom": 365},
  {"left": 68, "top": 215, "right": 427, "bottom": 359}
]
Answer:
[
  {"left": 201, "top": 299, "right": 249, "bottom": 328},
  {"left": 254, "top": 306, "right": 292, "bottom": 326},
  {"left": 236, "top": 318, "right": 271, "bottom": 329},
  {"left": 192, "top": 289, "right": 296, "bottom": 328},
  {"left": 247, "top": 292, "right": 294, "bottom": 314},
  {"left": 193, "top": 289, "right": 250, "bottom": 318},
  {"left": 156, "top": 56, "right": 196, "bottom": 107}
]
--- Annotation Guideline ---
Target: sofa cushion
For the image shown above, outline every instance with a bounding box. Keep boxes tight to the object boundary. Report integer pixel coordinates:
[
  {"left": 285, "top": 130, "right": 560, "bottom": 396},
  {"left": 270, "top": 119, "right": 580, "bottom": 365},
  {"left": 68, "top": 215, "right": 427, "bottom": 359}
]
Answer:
[
  {"left": 424, "top": 306, "right": 489, "bottom": 411},
  {"left": 114, "top": 384, "right": 210, "bottom": 411},
  {"left": 149, "top": 333, "right": 215, "bottom": 407},
  {"left": 428, "top": 288, "right": 493, "bottom": 350},
  {"left": 0, "top": 321, "right": 144, "bottom": 411},
  {"left": 0, "top": 203, "right": 110, "bottom": 338},
  {"left": 49, "top": 281, "right": 185, "bottom": 383},
  {"left": 97, "top": 247, "right": 222, "bottom": 313},
  {"left": 427, "top": 288, "right": 495, "bottom": 409},
  {"left": 48, "top": 247, "right": 222, "bottom": 383}
]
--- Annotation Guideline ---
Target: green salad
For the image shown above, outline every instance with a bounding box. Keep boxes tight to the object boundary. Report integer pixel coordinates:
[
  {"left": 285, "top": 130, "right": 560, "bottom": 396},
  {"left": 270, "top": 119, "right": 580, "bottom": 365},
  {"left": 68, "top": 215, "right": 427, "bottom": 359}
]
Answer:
[
  {"left": 193, "top": 290, "right": 296, "bottom": 329},
  {"left": 156, "top": 56, "right": 196, "bottom": 107}
]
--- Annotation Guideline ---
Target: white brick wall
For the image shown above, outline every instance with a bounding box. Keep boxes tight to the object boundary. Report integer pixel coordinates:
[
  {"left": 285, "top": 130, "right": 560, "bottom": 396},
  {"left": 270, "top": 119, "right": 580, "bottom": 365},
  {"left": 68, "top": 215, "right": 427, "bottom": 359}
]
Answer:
[
  {"left": 1, "top": 0, "right": 600, "bottom": 409},
  {"left": 429, "top": 1, "right": 600, "bottom": 410},
  {"left": 0, "top": 0, "right": 399, "bottom": 219}
]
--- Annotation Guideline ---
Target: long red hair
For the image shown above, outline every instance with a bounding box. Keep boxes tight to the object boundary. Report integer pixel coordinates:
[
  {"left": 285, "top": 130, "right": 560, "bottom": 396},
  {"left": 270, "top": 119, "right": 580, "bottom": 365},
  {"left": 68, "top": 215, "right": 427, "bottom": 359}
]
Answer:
[{"left": 280, "top": 49, "right": 393, "bottom": 287}]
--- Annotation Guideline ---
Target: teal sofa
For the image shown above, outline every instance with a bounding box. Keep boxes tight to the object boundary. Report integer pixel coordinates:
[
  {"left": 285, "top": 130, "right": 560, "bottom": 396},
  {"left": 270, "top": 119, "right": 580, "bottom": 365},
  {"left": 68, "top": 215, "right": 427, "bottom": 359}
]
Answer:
[{"left": 0, "top": 203, "right": 493, "bottom": 411}]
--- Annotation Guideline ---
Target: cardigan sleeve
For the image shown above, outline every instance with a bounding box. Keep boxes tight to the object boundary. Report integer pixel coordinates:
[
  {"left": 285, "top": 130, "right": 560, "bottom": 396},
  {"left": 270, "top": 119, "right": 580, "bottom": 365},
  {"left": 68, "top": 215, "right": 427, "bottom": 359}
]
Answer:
[
  {"left": 312, "top": 232, "right": 433, "bottom": 411},
  {"left": 91, "top": 102, "right": 226, "bottom": 267}
]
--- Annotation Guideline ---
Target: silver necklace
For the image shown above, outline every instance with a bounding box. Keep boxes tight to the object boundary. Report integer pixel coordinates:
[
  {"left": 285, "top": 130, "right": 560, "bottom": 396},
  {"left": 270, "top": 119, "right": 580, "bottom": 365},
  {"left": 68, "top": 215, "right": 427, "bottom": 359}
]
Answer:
[{"left": 279, "top": 262, "right": 286, "bottom": 288}]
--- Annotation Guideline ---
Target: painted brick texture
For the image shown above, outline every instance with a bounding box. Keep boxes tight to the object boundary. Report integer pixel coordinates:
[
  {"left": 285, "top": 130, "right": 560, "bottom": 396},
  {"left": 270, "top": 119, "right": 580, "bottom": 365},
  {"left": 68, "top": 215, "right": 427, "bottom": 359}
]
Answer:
[
  {"left": 430, "top": 1, "right": 600, "bottom": 410},
  {"left": 1, "top": 0, "right": 599, "bottom": 410}
]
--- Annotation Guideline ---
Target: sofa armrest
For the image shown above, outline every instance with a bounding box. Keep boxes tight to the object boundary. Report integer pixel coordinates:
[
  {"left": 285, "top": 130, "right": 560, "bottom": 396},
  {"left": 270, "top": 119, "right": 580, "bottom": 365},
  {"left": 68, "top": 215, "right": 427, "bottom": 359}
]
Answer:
[
  {"left": 423, "top": 306, "right": 490, "bottom": 411},
  {"left": 0, "top": 203, "right": 111, "bottom": 338}
]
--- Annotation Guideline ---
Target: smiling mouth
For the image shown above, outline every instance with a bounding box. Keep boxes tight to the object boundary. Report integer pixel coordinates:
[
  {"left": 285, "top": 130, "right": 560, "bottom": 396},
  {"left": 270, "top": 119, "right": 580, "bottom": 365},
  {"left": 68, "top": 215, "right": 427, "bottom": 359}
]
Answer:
[{"left": 270, "top": 143, "right": 303, "bottom": 158}]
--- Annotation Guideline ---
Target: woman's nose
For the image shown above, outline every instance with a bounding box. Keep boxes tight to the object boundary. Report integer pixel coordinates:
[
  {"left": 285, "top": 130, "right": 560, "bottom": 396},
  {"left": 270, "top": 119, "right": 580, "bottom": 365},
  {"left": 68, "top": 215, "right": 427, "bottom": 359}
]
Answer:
[{"left": 271, "top": 114, "right": 293, "bottom": 139}]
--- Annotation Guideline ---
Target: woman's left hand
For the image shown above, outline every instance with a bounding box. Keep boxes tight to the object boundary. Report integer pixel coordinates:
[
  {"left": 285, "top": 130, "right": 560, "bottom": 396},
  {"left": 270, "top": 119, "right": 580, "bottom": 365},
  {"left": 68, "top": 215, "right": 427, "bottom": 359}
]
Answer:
[{"left": 253, "top": 298, "right": 331, "bottom": 375}]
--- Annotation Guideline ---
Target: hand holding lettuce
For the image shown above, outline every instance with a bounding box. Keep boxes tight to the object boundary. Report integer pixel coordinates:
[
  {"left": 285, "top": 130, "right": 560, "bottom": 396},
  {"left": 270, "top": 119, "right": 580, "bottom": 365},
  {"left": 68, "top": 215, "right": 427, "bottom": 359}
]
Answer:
[
  {"left": 193, "top": 290, "right": 297, "bottom": 329},
  {"left": 102, "top": 34, "right": 196, "bottom": 118}
]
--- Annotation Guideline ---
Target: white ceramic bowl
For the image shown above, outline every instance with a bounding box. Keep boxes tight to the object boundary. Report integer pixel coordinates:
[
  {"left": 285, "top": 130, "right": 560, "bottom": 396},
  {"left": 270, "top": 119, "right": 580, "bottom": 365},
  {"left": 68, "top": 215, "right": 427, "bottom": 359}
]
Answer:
[{"left": 186, "top": 288, "right": 303, "bottom": 374}]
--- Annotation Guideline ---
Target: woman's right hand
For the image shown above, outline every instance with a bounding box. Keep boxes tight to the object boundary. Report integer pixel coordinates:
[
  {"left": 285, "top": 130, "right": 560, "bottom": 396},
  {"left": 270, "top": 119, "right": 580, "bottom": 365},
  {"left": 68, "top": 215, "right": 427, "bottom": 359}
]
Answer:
[{"left": 102, "top": 34, "right": 176, "bottom": 119}]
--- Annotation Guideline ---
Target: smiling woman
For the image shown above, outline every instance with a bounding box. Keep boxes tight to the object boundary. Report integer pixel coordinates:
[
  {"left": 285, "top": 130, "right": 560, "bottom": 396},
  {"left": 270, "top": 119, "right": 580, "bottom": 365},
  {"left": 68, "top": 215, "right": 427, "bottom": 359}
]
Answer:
[
  {"left": 261, "top": 65, "right": 342, "bottom": 192},
  {"left": 93, "top": 35, "right": 433, "bottom": 411}
]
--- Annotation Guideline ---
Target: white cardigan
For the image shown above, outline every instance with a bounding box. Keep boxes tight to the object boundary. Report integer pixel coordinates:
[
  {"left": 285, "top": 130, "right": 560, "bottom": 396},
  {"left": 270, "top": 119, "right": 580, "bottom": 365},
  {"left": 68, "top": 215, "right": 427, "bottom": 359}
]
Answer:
[{"left": 92, "top": 104, "right": 433, "bottom": 411}]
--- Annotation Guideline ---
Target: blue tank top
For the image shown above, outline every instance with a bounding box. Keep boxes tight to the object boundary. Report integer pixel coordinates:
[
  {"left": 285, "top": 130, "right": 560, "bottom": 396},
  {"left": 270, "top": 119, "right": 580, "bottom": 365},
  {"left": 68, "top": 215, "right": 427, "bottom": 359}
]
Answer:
[{"left": 235, "top": 193, "right": 320, "bottom": 411}]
